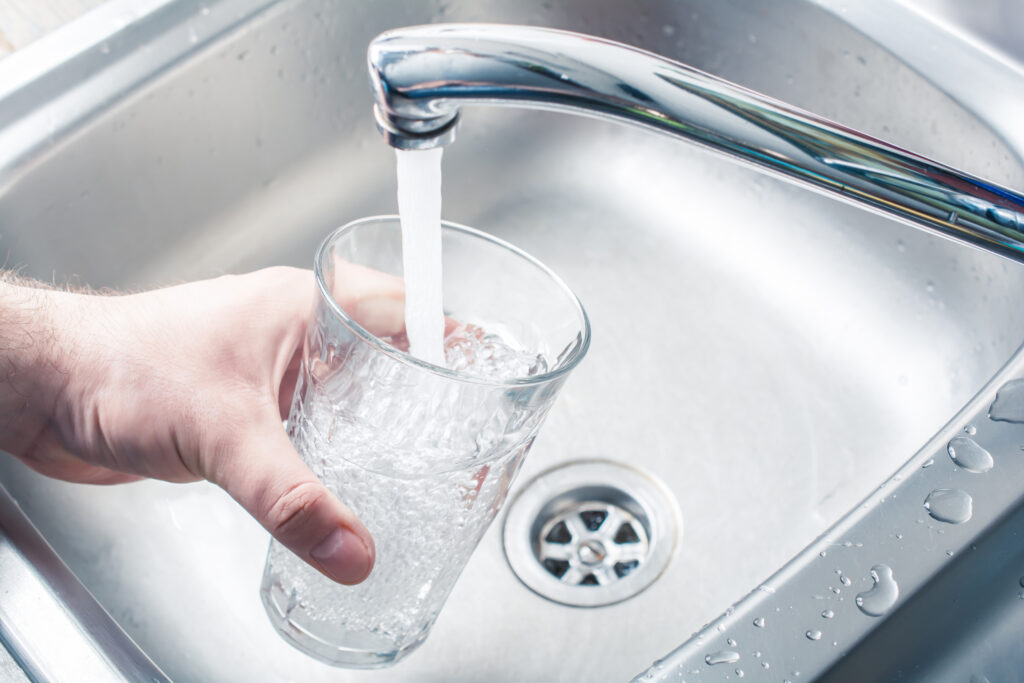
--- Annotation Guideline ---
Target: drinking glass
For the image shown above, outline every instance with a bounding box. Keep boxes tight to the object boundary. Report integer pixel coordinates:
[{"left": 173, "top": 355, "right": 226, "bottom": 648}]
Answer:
[{"left": 260, "top": 215, "right": 590, "bottom": 668}]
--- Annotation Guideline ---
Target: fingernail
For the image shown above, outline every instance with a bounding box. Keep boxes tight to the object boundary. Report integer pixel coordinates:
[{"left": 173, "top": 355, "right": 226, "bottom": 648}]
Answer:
[{"left": 311, "top": 527, "right": 371, "bottom": 584}]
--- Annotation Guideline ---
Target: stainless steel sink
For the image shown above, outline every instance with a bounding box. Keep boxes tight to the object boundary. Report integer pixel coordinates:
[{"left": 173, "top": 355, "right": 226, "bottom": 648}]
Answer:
[{"left": 1, "top": 1, "right": 1023, "bottom": 681}]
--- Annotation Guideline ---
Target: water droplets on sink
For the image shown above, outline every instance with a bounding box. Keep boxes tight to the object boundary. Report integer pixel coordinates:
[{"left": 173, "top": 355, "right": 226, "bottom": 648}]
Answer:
[
  {"left": 989, "top": 378, "right": 1024, "bottom": 423},
  {"left": 924, "top": 488, "right": 973, "bottom": 524},
  {"left": 855, "top": 565, "right": 899, "bottom": 617},
  {"left": 947, "top": 436, "right": 993, "bottom": 473},
  {"left": 704, "top": 650, "right": 740, "bottom": 665}
]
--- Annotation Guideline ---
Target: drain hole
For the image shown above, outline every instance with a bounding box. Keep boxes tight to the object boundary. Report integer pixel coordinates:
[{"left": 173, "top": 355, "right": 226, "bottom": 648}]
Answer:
[
  {"left": 503, "top": 461, "right": 681, "bottom": 608},
  {"left": 544, "top": 521, "right": 572, "bottom": 544},
  {"left": 543, "top": 558, "right": 570, "bottom": 578},
  {"left": 614, "top": 560, "right": 640, "bottom": 578},
  {"left": 580, "top": 509, "right": 608, "bottom": 531},
  {"left": 614, "top": 523, "right": 640, "bottom": 544}
]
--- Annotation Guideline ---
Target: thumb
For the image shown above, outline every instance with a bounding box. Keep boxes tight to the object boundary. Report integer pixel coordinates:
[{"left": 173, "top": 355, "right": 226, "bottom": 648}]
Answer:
[{"left": 209, "top": 413, "right": 375, "bottom": 585}]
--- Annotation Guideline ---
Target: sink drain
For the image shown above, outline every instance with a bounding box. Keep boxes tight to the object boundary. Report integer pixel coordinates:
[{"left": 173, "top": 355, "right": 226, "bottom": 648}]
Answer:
[{"left": 503, "top": 460, "right": 680, "bottom": 607}]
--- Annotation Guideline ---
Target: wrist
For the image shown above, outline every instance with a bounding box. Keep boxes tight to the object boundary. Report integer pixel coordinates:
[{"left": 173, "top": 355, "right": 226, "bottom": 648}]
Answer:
[{"left": 0, "top": 281, "right": 92, "bottom": 456}]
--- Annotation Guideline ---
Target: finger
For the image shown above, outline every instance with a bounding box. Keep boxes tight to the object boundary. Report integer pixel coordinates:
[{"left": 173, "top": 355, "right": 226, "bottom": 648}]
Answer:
[
  {"left": 207, "top": 411, "right": 375, "bottom": 585},
  {"left": 330, "top": 260, "right": 406, "bottom": 338}
]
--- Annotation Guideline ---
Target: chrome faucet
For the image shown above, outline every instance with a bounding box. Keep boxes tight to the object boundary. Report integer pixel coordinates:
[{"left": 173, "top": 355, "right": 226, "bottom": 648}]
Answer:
[{"left": 368, "top": 24, "right": 1024, "bottom": 263}]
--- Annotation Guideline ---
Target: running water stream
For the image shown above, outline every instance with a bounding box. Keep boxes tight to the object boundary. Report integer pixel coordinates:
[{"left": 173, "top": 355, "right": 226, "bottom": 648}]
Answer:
[{"left": 395, "top": 148, "right": 445, "bottom": 365}]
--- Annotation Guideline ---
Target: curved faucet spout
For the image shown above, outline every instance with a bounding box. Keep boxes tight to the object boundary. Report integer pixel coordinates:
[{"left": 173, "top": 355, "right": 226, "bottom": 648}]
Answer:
[{"left": 368, "top": 24, "right": 1024, "bottom": 262}]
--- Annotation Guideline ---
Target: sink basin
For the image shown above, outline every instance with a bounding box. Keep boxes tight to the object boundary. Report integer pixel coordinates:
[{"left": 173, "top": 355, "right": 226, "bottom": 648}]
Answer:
[{"left": 1, "top": 0, "right": 1023, "bottom": 681}]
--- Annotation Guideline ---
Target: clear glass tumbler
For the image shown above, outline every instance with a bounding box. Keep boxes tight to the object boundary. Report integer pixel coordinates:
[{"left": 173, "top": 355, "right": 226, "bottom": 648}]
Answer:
[{"left": 260, "top": 216, "right": 590, "bottom": 668}]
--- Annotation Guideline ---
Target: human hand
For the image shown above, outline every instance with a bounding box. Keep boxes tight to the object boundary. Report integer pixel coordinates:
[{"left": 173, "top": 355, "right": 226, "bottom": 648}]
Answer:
[{"left": 0, "top": 267, "right": 375, "bottom": 585}]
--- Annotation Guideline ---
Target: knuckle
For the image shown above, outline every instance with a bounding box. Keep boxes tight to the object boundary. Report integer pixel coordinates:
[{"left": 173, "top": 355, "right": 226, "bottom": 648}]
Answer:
[{"left": 264, "top": 480, "right": 327, "bottom": 537}]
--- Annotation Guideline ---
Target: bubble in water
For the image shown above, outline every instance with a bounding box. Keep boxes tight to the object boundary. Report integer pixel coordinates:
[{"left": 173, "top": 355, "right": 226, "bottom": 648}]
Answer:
[
  {"left": 821, "top": 609, "right": 834, "bottom": 619},
  {"left": 924, "top": 488, "right": 973, "bottom": 524},
  {"left": 705, "top": 650, "right": 740, "bottom": 665},
  {"left": 806, "top": 630, "right": 822, "bottom": 641},
  {"left": 989, "top": 379, "right": 1024, "bottom": 423},
  {"left": 753, "top": 616, "right": 766, "bottom": 628},
  {"left": 947, "top": 437, "right": 993, "bottom": 473},
  {"left": 855, "top": 565, "right": 899, "bottom": 617}
]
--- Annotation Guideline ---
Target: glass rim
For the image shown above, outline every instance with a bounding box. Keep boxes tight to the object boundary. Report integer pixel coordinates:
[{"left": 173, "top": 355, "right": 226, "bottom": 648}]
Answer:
[{"left": 313, "top": 215, "right": 591, "bottom": 388}]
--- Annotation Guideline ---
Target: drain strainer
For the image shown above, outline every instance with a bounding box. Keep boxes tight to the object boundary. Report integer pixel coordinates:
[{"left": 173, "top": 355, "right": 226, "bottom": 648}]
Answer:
[{"left": 503, "top": 460, "right": 680, "bottom": 607}]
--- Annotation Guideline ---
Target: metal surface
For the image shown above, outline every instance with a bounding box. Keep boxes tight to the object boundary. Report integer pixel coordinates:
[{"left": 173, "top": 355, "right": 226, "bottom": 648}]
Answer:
[
  {"left": 503, "top": 461, "right": 678, "bottom": 607},
  {"left": 0, "top": 484, "right": 169, "bottom": 683},
  {"left": 368, "top": 24, "right": 1024, "bottom": 262},
  {"left": 1, "top": 0, "right": 1024, "bottom": 681},
  {"left": 639, "top": 347, "right": 1024, "bottom": 682}
]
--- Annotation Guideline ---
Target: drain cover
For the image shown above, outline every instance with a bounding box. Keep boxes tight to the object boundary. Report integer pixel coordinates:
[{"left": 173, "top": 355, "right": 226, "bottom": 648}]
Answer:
[{"left": 503, "top": 460, "right": 680, "bottom": 607}]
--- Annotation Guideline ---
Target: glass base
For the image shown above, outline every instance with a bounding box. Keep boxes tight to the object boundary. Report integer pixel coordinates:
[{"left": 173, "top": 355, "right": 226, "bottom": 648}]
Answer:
[{"left": 260, "top": 579, "right": 430, "bottom": 669}]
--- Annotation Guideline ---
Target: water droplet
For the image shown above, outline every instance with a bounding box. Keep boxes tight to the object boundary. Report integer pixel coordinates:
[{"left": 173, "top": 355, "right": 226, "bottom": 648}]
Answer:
[
  {"left": 717, "top": 623, "right": 726, "bottom": 632},
  {"left": 924, "top": 488, "right": 974, "bottom": 524},
  {"left": 736, "top": 669, "right": 745, "bottom": 678},
  {"left": 753, "top": 616, "right": 766, "bottom": 628},
  {"left": 855, "top": 565, "right": 899, "bottom": 616},
  {"left": 831, "top": 587, "right": 841, "bottom": 595},
  {"left": 839, "top": 574, "right": 852, "bottom": 587},
  {"left": 822, "top": 609, "right": 834, "bottom": 619},
  {"left": 753, "top": 651, "right": 761, "bottom": 658},
  {"left": 762, "top": 661, "right": 770, "bottom": 669},
  {"left": 965, "top": 424, "right": 977, "bottom": 435},
  {"left": 727, "top": 638, "right": 737, "bottom": 647},
  {"left": 946, "top": 550, "right": 955, "bottom": 557},
  {"left": 806, "top": 629, "right": 822, "bottom": 641},
  {"left": 947, "top": 437, "right": 993, "bottom": 473},
  {"left": 705, "top": 650, "right": 740, "bottom": 665},
  {"left": 922, "top": 458, "right": 934, "bottom": 468},
  {"left": 990, "top": 379, "right": 1024, "bottom": 423},
  {"left": 819, "top": 550, "right": 827, "bottom": 558}
]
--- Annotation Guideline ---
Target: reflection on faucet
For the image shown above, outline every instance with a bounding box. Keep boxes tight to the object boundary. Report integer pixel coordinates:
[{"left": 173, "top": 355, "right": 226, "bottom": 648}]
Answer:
[{"left": 368, "top": 24, "right": 1024, "bottom": 262}]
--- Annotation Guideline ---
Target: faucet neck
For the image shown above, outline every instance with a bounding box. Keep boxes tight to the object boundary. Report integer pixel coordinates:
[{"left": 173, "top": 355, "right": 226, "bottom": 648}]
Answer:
[{"left": 369, "top": 24, "right": 1024, "bottom": 262}]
